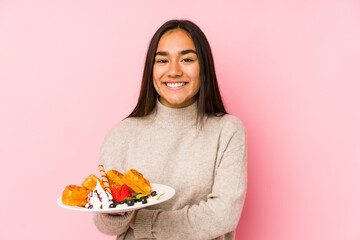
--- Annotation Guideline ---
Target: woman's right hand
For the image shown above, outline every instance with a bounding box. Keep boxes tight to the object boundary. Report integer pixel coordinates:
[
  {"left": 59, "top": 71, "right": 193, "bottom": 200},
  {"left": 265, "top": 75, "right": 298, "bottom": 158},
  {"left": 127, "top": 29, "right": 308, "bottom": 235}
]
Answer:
[{"left": 103, "top": 211, "right": 132, "bottom": 216}]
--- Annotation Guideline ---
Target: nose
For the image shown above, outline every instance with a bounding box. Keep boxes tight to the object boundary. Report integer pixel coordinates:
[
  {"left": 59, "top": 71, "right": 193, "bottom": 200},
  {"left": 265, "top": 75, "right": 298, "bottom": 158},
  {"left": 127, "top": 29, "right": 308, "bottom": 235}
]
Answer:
[{"left": 167, "top": 61, "right": 182, "bottom": 78}]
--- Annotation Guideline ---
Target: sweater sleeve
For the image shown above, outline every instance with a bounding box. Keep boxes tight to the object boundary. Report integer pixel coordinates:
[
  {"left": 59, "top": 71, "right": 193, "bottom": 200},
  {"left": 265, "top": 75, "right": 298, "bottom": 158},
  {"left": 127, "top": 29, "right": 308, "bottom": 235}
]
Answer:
[
  {"left": 92, "top": 123, "right": 136, "bottom": 236},
  {"left": 93, "top": 212, "right": 134, "bottom": 236},
  {"left": 133, "top": 123, "right": 247, "bottom": 240}
]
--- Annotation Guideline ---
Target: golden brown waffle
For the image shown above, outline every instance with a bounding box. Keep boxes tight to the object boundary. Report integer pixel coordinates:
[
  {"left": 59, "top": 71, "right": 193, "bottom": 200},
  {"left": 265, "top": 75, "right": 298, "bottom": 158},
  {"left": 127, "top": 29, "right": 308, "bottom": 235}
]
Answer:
[
  {"left": 122, "top": 169, "right": 151, "bottom": 195},
  {"left": 106, "top": 169, "right": 124, "bottom": 188},
  {"left": 61, "top": 185, "right": 91, "bottom": 206},
  {"left": 81, "top": 174, "right": 105, "bottom": 191}
]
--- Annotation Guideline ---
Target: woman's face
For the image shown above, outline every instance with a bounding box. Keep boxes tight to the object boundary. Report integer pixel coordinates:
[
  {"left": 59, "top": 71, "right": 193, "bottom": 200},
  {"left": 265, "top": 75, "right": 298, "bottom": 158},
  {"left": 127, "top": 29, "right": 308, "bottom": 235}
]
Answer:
[{"left": 153, "top": 29, "right": 201, "bottom": 108}]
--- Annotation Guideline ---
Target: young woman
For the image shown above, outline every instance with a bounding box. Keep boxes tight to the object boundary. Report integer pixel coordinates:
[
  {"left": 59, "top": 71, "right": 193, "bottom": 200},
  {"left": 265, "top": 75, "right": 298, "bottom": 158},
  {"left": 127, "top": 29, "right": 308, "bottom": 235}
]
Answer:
[{"left": 93, "top": 19, "right": 247, "bottom": 240}]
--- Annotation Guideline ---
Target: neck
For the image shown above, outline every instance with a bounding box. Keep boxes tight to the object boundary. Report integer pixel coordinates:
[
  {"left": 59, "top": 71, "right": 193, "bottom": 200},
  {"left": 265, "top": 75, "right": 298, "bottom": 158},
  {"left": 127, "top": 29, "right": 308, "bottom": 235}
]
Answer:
[{"left": 152, "top": 99, "right": 198, "bottom": 128}]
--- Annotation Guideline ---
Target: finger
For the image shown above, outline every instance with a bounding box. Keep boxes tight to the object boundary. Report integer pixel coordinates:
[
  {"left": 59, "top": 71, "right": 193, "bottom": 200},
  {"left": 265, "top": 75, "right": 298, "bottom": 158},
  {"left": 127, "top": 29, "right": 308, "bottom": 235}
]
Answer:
[
  {"left": 112, "top": 211, "right": 132, "bottom": 216},
  {"left": 102, "top": 212, "right": 126, "bottom": 216},
  {"left": 102, "top": 210, "right": 133, "bottom": 216}
]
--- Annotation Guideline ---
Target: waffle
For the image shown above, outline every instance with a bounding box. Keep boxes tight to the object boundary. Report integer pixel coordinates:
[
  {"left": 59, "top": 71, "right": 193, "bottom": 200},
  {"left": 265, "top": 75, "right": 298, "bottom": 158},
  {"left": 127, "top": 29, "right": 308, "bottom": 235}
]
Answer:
[
  {"left": 82, "top": 174, "right": 104, "bottom": 191},
  {"left": 61, "top": 185, "right": 91, "bottom": 206},
  {"left": 122, "top": 169, "right": 151, "bottom": 195},
  {"left": 106, "top": 169, "right": 124, "bottom": 188}
]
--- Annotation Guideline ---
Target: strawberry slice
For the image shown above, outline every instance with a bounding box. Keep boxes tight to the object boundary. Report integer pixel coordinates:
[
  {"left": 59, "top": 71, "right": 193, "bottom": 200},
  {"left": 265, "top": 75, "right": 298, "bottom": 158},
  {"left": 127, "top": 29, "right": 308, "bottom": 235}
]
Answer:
[
  {"left": 111, "top": 186, "right": 120, "bottom": 203},
  {"left": 119, "top": 184, "right": 132, "bottom": 201}
]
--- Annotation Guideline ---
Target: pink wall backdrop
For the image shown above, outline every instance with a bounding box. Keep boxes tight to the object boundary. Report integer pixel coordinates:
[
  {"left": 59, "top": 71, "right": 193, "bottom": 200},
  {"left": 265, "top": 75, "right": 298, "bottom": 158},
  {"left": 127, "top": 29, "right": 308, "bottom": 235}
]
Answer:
[{"left": 1, "top": 0, "right": 359, "bottom": 239}]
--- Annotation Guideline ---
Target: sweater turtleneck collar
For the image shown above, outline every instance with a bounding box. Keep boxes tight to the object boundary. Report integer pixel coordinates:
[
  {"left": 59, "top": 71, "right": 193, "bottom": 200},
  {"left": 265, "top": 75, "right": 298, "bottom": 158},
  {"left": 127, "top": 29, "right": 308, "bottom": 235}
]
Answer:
[{"left": 152, "top": 99, "right": 198, "bottom": 128}]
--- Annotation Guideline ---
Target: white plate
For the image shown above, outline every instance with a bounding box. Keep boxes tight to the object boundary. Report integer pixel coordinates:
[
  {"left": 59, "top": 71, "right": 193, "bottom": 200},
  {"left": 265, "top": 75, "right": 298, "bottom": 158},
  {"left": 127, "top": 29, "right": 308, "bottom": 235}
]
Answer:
[{"left": 57, "top": 183, "right": 175, "bottom": 213}]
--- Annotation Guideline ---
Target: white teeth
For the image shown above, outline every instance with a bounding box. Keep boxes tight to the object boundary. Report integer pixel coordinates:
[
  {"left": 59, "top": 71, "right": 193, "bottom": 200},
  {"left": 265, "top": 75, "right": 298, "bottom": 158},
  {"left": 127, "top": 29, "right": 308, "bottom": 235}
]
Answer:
[{"left": 166, "top": 82, "right": 185, "bottom": 87}]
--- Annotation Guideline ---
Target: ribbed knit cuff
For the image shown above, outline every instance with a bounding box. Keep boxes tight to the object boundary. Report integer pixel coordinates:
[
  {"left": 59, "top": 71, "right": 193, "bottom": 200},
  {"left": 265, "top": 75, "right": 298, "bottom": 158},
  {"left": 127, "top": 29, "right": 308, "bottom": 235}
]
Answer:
[
  {"left": 94, "top": 212, "right": 134, "bottom": 233},
  {"left": 133, "top": 209, "right": 155, "bottom": 239}
]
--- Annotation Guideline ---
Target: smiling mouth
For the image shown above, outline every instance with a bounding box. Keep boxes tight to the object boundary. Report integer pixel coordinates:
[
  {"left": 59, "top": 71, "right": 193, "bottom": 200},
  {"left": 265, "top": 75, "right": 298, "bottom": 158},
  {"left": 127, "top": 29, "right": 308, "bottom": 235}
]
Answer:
[{"left": 164, "top": 82, "right": 187, "bottom": 88}]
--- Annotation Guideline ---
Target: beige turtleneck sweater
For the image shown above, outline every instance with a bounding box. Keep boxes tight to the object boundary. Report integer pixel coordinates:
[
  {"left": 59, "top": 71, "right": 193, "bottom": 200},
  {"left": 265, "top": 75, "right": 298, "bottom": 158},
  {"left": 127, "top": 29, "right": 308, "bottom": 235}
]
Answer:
[{"left": 93, "top": 100, "right": 247, "bottom": 240}]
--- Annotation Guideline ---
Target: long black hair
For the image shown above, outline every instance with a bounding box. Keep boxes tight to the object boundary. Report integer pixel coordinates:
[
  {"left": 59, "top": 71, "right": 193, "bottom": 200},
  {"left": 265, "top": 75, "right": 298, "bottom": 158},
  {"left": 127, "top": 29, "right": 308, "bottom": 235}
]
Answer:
[{"left": 128, "top": 19, "right": 227, "bottom": 122}]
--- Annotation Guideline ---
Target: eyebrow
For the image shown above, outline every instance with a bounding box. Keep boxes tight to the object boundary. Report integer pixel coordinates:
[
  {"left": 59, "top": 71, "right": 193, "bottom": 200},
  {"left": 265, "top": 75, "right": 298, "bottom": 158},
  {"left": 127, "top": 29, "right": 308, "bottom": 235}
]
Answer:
[{"left": 155, "top": 49, "right": 197, "bottom": 56}]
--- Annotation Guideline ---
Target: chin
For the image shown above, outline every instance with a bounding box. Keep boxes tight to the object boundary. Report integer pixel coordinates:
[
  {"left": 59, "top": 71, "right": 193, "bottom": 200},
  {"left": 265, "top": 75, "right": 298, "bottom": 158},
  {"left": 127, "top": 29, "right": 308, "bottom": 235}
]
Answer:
[
  {"left": 170, "top": 100, "right": 194, "bottom": 108},
  {"left": 165, "top": 98, "right": 185, "bottom": 105},
  {"left": 161, "top": 95, "right": 195, "bottom": 108}
]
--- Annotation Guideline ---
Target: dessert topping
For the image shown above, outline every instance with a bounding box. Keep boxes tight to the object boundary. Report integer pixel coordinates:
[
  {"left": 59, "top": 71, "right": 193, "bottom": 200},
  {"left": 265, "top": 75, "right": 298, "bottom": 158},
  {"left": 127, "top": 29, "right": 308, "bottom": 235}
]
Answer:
[{"left": 85, "top": 180, "right": 113, "bottom": 209}]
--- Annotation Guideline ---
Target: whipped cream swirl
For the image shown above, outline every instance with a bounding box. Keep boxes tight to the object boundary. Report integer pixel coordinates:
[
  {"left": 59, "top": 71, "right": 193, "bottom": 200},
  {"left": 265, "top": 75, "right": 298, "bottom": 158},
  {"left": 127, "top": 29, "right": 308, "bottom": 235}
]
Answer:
[{"left": 85, "top": 180, "right": 113, "bottom": 209}]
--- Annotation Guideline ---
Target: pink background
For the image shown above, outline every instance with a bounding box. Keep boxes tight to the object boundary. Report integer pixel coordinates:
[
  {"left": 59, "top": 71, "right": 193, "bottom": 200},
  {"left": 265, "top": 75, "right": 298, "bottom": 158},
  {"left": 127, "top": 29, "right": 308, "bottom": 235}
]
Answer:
[{"left": 1, "top": 0, "right": 359, "bottom": 239}]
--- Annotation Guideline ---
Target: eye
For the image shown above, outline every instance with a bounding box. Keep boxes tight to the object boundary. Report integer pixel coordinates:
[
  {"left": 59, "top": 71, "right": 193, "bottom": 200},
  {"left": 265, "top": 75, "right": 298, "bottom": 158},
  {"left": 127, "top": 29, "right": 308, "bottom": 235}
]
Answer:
[
  {"left": 182, "top": 58, "right": 193, "bottom": 62},
  {"left": 155, "top": 59, "right": 168, "bottom": 63}
]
